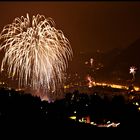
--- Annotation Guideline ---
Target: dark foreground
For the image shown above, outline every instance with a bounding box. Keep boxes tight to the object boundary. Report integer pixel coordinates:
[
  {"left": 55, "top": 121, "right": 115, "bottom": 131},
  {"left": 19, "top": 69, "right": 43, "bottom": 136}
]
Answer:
[{"left": 0, "top": 87, "right": 140, "bottom": 130}]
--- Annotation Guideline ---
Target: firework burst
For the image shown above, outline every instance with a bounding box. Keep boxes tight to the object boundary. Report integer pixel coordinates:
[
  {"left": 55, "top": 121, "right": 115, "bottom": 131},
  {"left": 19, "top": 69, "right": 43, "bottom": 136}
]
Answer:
[
  {"left": 129, "top": 66, "right": 137, "bottom": 81},
  {"left": 0, "top": 13, "right": 73, "bottom": 100}
]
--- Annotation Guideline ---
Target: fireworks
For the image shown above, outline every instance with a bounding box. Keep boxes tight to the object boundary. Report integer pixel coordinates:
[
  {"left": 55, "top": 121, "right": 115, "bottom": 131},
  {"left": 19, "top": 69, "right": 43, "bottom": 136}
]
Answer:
[
  {"left": 87, "top": 75, "right": 95, "bottom": 88},
  {"left": 129, "top": 66, "right": 137, "bottom": 80},
  {"left": 0, "top": 13, "right": 73, "bottom": 100},
  {"left": 90, "top": 58, "right": 94, "bottom": 67}
]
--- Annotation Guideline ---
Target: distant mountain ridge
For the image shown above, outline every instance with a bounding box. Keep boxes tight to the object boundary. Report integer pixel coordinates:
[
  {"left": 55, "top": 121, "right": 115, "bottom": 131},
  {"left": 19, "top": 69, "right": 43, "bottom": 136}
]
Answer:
[
  {"left": 97, "top": 38, "right": 140, "bottom": 85},
  {"left": 68, "top": 38, "right": 140, "bottom": 86}
]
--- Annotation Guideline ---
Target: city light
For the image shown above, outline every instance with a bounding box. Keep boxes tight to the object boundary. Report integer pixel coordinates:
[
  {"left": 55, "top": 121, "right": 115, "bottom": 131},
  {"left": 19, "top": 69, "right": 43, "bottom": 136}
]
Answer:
[{"left": 69, "top": 116, "right": 76, "bottom": 120}]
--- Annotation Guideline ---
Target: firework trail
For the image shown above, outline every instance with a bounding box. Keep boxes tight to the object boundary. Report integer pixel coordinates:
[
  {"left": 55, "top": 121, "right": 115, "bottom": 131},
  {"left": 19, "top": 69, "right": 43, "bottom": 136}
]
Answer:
[{"left": 0, "top": 13, "right": 73, "bottom": 100}]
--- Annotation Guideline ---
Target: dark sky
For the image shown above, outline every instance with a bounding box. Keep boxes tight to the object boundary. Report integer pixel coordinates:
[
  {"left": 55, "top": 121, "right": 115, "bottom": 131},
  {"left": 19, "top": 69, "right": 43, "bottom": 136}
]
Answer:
[{"left": 1, "top": 2, "right": 140, "bottom": 54}]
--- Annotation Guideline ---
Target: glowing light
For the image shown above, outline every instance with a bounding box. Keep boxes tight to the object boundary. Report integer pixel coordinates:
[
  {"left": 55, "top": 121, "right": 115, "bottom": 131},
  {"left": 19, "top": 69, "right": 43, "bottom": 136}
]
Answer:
[
  {"left": 90, "top": 122, "right": 97, "bottom": 125},
  {"left": 69, "top": 116, "right": 76, "bottom": 120},
  {"left": 95, "top": 82, "right": 140, "bottom": 91},
  {"left": 79, "top": 119, "right": 82, "bottom": 122},
  {"left": 97, "top": 122, "right": 120, "bottom": 128},
  {"left": 133, "top": 102, "right": 139, "bottom": 106},
  {"left": 136, "top": 102, "right": 139, "bottom": 106},
  {"left": 134, "top": 87, "right": 139, "bottom": 91},
  {"left": 0, "top": 13, "right": 73, "bottom": 100},
  {"left": 107, "top": 121, "right": 111, "bottom": 124},
  {"left": 64, "top": 85, "right": 70, "bottom": 89}
]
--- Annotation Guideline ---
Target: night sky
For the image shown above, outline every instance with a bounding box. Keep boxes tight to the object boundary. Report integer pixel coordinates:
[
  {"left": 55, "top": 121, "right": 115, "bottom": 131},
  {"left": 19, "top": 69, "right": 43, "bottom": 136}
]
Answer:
[{"left": 0, "top": 2, "right": 140, "bottom": 54}]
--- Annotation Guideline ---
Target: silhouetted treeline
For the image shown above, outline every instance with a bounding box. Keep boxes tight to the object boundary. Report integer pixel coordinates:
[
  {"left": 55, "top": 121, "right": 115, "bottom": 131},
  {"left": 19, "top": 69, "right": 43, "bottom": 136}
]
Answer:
[{"left": 0, "top": 87, "right": 140, "bottom": 128}]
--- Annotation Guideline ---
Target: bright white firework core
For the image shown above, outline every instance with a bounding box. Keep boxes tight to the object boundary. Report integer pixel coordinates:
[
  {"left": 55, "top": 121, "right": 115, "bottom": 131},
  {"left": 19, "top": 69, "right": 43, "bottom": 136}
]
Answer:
[
  {"left": 129, "top": 66, "right": 136, "bottom": 74},
  {"left": 0, "top": 13, "right": 73, "bottom": 100}
]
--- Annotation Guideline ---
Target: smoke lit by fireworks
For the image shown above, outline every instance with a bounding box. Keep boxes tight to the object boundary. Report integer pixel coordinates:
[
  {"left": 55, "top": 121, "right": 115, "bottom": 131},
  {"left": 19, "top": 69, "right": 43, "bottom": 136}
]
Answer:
[{"left": 0, "top": 13, "right": 73, "bottom": 100}]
